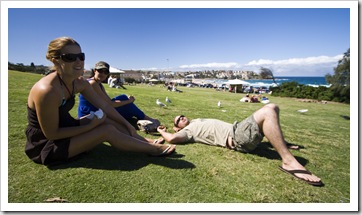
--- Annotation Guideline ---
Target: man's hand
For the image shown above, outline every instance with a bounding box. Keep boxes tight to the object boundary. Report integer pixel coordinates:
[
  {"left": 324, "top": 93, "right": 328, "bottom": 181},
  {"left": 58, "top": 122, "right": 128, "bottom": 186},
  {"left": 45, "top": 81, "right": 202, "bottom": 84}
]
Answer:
[
  {"left": 157, "top": 125, "right": 166, "bottom": 133},
  {"left": 157, "top": 125, "right": 187, "bottom": 144}
]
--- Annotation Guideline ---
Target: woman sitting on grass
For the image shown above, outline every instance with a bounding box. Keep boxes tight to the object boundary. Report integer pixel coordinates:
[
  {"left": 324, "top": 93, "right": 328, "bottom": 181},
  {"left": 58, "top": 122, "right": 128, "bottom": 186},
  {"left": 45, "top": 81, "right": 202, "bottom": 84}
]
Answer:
[{"left": 25, "top": 36, "right": 175, "bottom": 166}]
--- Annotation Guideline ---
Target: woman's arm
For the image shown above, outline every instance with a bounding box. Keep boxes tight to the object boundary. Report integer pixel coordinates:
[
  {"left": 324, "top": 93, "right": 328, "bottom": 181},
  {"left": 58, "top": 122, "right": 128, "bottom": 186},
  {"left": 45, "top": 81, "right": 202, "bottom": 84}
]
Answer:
[
  {"left": 32, "top": 81, "right": 105, "bottom": 140},
  {"left": 89, "top": 80, "right": 134, "bottom": 108},
  {"left": 80, "top": 79, "right": 137, "bottom": 136}
]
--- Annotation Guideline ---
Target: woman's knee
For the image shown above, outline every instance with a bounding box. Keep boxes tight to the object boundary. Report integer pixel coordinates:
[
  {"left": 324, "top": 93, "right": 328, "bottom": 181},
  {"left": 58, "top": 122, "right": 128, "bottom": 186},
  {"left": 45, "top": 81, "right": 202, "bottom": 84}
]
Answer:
[
  {"left": 101, "top": 123, "right": 118, "bottom": 133},
  {"left": 92, "top": 123, "right": 119, "bottom": 140}
]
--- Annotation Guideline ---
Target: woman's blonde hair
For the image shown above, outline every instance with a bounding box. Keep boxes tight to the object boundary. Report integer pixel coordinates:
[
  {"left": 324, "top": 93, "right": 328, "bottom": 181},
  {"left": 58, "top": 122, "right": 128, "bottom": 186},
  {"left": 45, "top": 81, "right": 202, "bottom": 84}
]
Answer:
[{"left": 46, "top": 36, "right": 80, "bottom": 61}]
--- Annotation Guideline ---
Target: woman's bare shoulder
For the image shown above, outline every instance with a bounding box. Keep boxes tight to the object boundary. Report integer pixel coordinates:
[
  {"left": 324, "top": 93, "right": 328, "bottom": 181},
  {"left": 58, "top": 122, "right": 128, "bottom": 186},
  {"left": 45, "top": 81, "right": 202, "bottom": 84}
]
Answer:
[
  {"left": 28, "top": 75, "right": 59, "bottom": 108},
  {"left": 74, "top": 76, "right": 91, "bottom": 93},
  {"left": 30, "top": 74, "right": 56, "bottom": 95}
]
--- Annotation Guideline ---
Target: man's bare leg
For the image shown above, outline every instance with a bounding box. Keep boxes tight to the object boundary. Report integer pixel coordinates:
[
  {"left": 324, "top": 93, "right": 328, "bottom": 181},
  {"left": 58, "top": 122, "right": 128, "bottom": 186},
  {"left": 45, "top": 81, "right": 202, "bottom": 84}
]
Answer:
[{"left": 252, "top": 104, "right": 322, "bottom": 184}]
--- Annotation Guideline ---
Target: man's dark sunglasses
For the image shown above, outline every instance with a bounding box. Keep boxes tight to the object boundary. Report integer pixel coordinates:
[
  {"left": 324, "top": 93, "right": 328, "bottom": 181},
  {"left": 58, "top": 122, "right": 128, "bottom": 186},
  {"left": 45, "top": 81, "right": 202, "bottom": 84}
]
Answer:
[
  {"left": 55, "top": 53, "right": 85, "bottom": 62},
  {"left": 174, "top": 115, "right": 185, "bottom": 127},
  {"left": 96, "top": 69, "right": 110, "bottom": 75}
]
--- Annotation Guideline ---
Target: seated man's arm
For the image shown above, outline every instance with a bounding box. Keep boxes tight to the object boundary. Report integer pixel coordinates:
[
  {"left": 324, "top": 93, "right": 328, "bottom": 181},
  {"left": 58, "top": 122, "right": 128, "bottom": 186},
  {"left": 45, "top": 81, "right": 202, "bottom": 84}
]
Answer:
[{"left": 157, "top": 126, "right": 188, "bottom": 144}]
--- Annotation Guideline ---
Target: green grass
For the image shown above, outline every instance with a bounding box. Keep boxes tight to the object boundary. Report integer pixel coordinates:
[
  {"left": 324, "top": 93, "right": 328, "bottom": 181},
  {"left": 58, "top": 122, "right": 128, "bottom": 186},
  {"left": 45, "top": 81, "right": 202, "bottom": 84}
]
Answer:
[{"left": 7, "top": 70, "right": 351, "bottom": 204}]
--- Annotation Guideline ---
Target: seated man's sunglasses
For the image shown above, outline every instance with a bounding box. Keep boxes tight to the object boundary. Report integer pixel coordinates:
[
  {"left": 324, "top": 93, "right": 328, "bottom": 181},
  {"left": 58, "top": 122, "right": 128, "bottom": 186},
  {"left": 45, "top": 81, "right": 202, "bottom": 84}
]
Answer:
[
  {"left": 96, "top": 69, "right": 110, "bottom": 75},
  {"left": 55, "top": 53, "right": 85, "bottom": 62}
]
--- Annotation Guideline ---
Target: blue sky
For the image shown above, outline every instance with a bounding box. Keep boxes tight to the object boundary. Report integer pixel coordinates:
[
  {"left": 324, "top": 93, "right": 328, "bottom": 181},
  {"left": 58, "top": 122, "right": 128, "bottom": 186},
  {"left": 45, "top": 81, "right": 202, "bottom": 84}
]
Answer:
[{"left": 5, "top": 1, "right": 354, "bottom": 76}]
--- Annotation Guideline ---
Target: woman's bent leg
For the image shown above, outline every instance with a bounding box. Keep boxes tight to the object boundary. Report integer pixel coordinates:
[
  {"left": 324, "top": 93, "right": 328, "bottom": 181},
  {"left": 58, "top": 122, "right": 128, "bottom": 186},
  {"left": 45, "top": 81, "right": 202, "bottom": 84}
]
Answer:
[
  {"left": 68, "top": 124, "right": 109, "bottom": 158},
  {"left": 113, "top": 95, "right": 146, "bottom": 120},
  {"left": 68, "top": 123, "right": 174, "bottom": 159},
  {"left": 104, "top": 117, "right": 164, "bottom": 144}
]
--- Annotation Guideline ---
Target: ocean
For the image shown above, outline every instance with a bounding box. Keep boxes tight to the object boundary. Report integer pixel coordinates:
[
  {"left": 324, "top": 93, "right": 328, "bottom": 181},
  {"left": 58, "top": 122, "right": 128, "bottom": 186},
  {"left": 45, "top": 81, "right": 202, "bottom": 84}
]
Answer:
[
  {"left": 247, "top": 76, "right": 328, "bottom": 87},
  {"left": 203, "top": 76, "right": 329, "bottom": 88}
]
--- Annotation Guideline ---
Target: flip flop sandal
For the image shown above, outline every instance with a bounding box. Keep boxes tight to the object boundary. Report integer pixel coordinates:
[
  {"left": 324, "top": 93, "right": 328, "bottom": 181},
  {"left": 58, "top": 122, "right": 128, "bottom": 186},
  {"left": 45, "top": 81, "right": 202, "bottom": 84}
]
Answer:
[
  {"left": 153, "top": 138, "right": 165, "bottom": 145},
  {"left": 149, "top": 145, "right": 176, "bottom": 157},
  {"left": 279, "top": 166, "right": 324, "bottom": 186}
]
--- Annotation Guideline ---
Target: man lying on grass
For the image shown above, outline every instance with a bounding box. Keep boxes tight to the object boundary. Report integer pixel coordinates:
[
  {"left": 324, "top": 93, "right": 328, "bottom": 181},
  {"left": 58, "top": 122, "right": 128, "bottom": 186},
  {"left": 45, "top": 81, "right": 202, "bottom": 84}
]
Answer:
[{"left": 157, "top": 103, "right": 323, "bottom": 186}]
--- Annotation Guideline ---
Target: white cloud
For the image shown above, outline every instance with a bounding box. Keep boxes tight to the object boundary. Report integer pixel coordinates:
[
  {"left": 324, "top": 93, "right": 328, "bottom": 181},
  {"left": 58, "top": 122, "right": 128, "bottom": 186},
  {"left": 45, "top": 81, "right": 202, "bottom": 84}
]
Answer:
[
  {"left": 179, "top": 62, "right": 240, "bottom": 70},
  {"left": 139, "top": 67, "right": 158, "bottom": 71},
  {"left": 246, "top": 55, "right": 342, "bottom": 66},
  {"left": 244, "top": 55, "right": 343, "bottom": 76},
  {"left": 135, "top": 55, "right": 342, "bottom": 76}
]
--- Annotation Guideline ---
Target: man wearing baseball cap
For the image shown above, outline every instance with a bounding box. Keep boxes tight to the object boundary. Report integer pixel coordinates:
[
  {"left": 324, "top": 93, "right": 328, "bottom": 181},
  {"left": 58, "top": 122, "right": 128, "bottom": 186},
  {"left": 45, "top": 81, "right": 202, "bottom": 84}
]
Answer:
[
  {"left": 94, "top": 61, "right": 110, "bottom": 71},
  {"left": 78, "top": 61, "right": 161, "bottom": 139}
]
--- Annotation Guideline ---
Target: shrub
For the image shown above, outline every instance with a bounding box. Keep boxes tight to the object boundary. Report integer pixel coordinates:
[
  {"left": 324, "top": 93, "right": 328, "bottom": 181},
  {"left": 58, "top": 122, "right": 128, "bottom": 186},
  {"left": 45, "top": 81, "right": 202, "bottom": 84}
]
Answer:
[{"left": 270, "top": 82, "right": 349, "bottom": 104}]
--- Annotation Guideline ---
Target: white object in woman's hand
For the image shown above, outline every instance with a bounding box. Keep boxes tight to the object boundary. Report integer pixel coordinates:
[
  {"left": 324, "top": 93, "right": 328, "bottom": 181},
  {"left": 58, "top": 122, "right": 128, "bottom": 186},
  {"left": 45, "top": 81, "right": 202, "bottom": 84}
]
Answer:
[
  {"left": 94, "top": 109, "right": 104, "bottom": 119},
  {"left": 86, "top": 112, "right": 95, "bottom": 119}
]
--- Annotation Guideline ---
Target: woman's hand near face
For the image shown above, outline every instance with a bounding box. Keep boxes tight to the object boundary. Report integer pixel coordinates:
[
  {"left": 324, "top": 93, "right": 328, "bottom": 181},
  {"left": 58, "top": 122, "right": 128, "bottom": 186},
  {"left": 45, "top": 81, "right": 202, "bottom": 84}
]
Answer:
[{"left": 128, "top": 95, "right": 135, "bottom": 103}]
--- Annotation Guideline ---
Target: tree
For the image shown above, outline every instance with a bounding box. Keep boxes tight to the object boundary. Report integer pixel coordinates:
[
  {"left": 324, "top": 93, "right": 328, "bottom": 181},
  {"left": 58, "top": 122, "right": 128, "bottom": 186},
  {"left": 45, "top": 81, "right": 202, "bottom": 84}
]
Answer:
[
  {"left": 325, "top": 48, "right": 350, "bottom": 86},
  {"left": 259, "top": 67, "right": 276, "bottom": 84},
  {"left": 324, "top": 48, "right": 350, "bottom": 103}
]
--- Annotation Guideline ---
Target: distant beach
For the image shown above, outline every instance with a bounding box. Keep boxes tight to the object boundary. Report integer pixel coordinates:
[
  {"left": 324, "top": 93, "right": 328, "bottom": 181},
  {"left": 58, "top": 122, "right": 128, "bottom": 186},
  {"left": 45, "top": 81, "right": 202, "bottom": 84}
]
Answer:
[{"left": 185, "top": 76, "right": 329, "bottom": 88}]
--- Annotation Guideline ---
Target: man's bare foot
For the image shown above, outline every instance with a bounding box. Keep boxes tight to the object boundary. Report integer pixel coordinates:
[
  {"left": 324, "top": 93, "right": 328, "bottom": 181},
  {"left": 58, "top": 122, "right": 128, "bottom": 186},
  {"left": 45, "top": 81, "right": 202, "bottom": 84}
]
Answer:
[{"left": 280, "top": 164, "right": 323, "bottom": 186}]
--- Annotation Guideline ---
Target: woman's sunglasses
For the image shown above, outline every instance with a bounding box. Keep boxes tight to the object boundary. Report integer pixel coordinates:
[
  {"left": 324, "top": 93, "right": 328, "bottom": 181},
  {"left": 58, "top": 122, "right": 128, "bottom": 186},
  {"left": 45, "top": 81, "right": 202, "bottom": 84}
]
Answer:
[
  {"left": 55, "top": 53, "right": 85, "bottom": 62},
  {"left": 96, "top": 69, "right": 110, "bottom": 75},
  {"left": 174, "top": 115, "right": 185, "bottom": 127}
]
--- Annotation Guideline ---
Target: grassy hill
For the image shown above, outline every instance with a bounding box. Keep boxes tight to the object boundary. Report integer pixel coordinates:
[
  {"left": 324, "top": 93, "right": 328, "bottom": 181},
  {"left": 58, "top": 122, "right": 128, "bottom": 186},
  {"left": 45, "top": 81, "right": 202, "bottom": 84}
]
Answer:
[{"left": 6, "top": 70, "right": 353, "bottom": 209}]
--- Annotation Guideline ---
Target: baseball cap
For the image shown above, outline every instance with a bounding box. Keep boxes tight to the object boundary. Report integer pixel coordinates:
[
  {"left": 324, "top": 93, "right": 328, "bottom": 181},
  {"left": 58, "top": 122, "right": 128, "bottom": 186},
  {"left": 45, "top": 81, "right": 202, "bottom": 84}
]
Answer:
[{"left": 95, "top": 61, "right": 110, "bottom": 70}]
